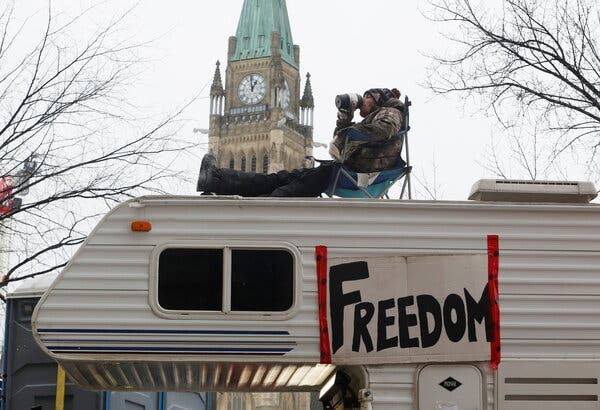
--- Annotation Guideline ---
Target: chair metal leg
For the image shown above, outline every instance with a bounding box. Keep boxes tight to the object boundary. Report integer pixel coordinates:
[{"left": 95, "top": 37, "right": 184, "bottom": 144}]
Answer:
[
  {"left": 400, "top": 178, "right": 407, "bottom": 199},
  {"left": 328, "top": 167, "right": 343, "bottom": 197}
]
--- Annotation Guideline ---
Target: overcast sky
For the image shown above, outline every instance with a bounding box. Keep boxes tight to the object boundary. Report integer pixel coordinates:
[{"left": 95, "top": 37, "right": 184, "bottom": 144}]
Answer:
[{"left": 13, "top": 0, "right": 519, "bottom": 199}]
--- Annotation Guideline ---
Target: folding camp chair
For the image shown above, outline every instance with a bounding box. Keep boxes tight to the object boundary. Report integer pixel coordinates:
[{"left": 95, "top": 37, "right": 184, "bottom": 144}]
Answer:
[{"left": 321, "top": 96, "right": 412, "bottom": 199}]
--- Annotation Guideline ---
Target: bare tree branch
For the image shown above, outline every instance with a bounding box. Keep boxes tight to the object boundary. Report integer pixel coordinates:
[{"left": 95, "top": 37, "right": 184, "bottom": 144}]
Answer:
[
  {"left": 0, "top": 2, "right": 197, "bottom": 290},
  {"left": 425, "top": 0, "right": 600, "bottom": 175}
]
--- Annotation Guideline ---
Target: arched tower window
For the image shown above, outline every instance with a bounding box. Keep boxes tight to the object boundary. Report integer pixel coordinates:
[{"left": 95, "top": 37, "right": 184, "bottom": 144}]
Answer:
[
  {"left": 241, "top": 156, "right": 247, "bottom": 172},
  {"left": 229, "top": 158, "right": 235, "bottom": 170},
  {"left": 263, "top": 155, "right": 269, "bottom": 174},
  {"left": 251, "top": 155, "right": 257, "bottom": 172}
]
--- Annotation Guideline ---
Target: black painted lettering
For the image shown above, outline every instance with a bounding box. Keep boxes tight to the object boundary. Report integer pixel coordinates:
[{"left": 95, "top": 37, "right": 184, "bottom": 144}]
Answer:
[
  {"left": 377, "top": 298, "right": 398, "bottom": 351},
  {"left": 465, "top": 285, "right": 492, "bottom": 342},
  {"left": 397, "top": 296, "right": 419, "bottom": 348},
  {"left": 417, "top": 294, "right": 442, "bottom": 348},
  {"left": 329, "top": 262, "right": 370, "bottom": 354},
  {"left": 353, "top": 302, "right": 375, "bottom": 352},
  {"left": 443, "top": 294, "right": 466, "bottom": 343}
]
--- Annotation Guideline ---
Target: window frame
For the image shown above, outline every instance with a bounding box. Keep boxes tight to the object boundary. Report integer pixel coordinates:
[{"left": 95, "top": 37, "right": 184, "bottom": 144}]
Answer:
[{"left": 149, "top": 240, "right": 301, "bottom": 320}]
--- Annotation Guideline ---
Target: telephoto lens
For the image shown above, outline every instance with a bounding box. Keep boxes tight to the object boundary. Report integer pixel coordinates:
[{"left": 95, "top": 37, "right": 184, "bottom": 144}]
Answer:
[{"left": 335, "top": 93, "right": 363, "bottom": 113}]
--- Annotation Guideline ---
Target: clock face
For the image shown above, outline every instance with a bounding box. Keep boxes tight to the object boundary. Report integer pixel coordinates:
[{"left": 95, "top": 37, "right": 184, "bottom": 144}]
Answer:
[
  {"left": 281, "top": 79, "right": 291, "bottom": 109},
  {"left": 238, "top": 74, "right": 266, "bottom": 105}
]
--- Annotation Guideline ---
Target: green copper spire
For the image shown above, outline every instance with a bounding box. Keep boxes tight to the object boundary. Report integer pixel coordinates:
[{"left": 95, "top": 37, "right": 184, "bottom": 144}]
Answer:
[{"left": 231, "top": 0, "right": 298, "bottom": 67}]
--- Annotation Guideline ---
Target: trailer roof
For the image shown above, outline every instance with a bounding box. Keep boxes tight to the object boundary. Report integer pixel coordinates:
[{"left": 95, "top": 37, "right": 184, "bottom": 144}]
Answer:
[
  {"left": 126, "top": 195, "right": 600, "bottom": 208},
  {"left": 7, "top": 273, "right": 58, "bottom": 299}
]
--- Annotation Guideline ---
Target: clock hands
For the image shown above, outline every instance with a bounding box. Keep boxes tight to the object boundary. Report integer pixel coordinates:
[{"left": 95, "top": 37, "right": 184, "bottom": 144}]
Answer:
[{"left": 239, "top": 75, "right": 265, "bottom": 104}]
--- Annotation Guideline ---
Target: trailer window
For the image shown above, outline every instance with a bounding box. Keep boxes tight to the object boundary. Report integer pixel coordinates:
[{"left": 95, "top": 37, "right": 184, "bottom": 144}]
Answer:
[
  {"left": 231, "top": 249, "right": 293, "bottom": 311},
  {"left": 158, "top": 248, "right": 223, "bottom": 311},
  {"left": 156, "top": 247, "right": 295, "bottom": 314}
]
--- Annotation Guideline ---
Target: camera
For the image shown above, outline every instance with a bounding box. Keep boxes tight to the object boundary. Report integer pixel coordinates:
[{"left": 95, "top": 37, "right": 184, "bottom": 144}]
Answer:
[{"left": 335, "top": 93, "right": 363, "bottom": 113}]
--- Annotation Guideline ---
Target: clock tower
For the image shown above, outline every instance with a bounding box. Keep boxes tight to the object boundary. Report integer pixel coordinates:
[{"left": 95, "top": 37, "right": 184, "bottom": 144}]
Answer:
[{"left": 208, "top": 0, "right": 314, "bottom": 173}]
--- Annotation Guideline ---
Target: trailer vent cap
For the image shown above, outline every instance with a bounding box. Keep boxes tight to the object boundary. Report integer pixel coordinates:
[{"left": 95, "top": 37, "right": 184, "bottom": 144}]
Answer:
[{"left": 469, "top": 179, "right": 598, "bottom": 203}]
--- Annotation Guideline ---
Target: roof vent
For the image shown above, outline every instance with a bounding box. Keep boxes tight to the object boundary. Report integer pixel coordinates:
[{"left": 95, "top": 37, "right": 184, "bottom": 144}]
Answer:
[{"left": 469, "top": 179, "right": 598, "bottom": 203}]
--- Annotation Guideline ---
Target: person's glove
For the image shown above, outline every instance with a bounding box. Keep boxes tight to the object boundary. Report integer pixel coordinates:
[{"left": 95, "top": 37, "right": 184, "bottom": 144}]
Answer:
[{"left": 337, "top": 110, "right": 354, "bottom": 123}]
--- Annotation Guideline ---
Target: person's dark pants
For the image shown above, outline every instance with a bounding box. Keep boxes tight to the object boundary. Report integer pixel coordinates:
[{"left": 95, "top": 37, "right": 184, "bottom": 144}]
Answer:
[{"left": 211, "top": 163, "right": 334, "bottom": 197}]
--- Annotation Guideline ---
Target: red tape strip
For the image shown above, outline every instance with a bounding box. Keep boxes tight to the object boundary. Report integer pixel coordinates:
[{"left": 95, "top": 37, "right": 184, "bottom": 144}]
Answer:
[
  {"left": 316, "top": 245, "right": 332, "bottom": 364},
  {"left": 488, "top": 235, "right": 501, "bottom": 370}
]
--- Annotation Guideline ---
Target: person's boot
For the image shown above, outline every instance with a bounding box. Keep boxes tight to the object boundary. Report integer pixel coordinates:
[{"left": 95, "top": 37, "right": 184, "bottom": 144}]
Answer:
[
  {"left": 196, "top": 154, "right": 218, "bottom": 192},
  {"left": 212, "top": 168, "right": 281, "bottom": 196},
  {"left": 197, "top": 153, "right": 285, "bottom": 196}
]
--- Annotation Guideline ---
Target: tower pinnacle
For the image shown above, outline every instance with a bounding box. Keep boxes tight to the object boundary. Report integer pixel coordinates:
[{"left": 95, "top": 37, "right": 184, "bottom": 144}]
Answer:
[
  {"left": 300, "top": 73, "right": 314, "bottom": 127},
  {"left": 300, "top": 72, "right": 314, "bottom": 108},
  {"left": 209, "top": 61, "right": 224, "bottom": 115},
  {"left": 210, "top": 61, "right": 224, "bottom": 97}
]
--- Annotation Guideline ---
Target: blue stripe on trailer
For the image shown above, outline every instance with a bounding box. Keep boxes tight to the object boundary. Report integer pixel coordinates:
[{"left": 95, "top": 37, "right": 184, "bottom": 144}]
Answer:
[
  {"left": 51, "top": 351, "right": 290, "bottom": 356},
  {"left": 47, "top": 345, "right": 293, "bottom": 353},
  {"left": 38, "top": 328, "right": 290, "bottom": 335},
  {"left": 41, "top": 338, "right": 296, "bottom": 344}
]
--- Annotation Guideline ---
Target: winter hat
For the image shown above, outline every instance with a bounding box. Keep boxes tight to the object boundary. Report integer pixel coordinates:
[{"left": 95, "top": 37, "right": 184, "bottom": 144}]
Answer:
[{"left": 363, "top": 88, "right": 401, "bottom": 106}]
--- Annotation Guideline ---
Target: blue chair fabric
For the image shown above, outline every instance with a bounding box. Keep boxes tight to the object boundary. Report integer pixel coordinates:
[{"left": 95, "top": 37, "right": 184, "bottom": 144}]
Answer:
[{"left": 326, "top": 162, "right": 408, "bottom": 198}]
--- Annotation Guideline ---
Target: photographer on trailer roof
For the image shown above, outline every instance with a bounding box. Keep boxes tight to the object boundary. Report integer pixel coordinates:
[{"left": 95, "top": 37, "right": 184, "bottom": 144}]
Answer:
[{"left": 196, "top": 87, "right": 405, "bottom": 197}]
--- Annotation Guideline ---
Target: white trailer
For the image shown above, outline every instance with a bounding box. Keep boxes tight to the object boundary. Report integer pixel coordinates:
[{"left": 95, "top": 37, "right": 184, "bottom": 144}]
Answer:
[{"left": 32, "top": 182, "right": 600, "bottom": 409}]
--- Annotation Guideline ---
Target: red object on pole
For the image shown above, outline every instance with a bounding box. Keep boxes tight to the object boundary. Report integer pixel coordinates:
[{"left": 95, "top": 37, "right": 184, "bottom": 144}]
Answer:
[
  {"left": 316, "top": 245, "right": 332, "bottom": 364},
  {"left": 488, "top": 234, "right": 501, "bottom": 370},
  {"left": 0, "top": 177, "right": 14, "bottom": 215}
]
